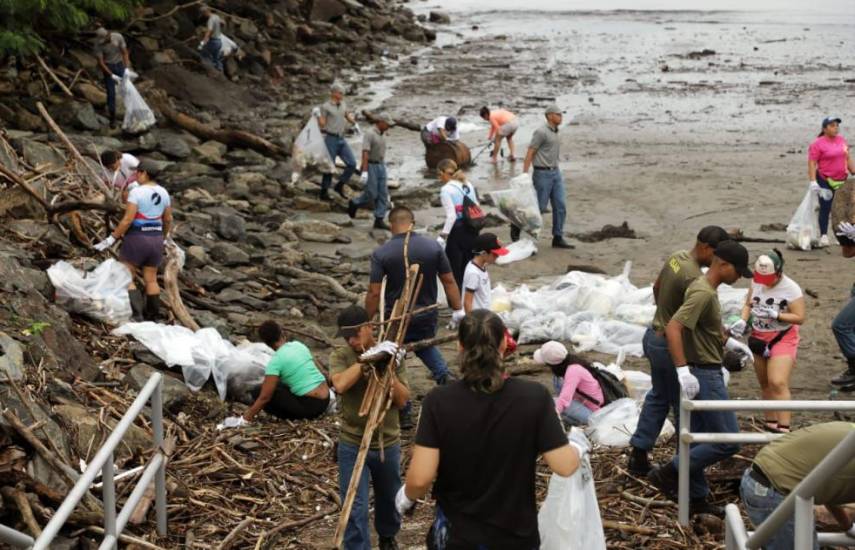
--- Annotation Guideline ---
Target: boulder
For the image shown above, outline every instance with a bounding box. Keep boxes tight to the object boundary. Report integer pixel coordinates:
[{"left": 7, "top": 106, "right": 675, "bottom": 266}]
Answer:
[
  {"left": 209, "top": 242, "right": 251, "bottom": 266},
  {"left": 193, "top": 140, "right": 228, "bottom": 164},
  {"left": 74, "top": 82, "right": 107, "bottom": 106},
  {"left": 293, "top": 196, "right": 332, "bottom": 212},
  {"left": 0, "top": 332, "right": 25, "bottom": 382},
  {"left": 51, "top": 101, "right": 105, "bottom": 131},
  {"left": 53, "top": 403, "right": 150, "bottom": 461},
  {"left": 16, "top": 139, "right": 65, "bottom": 170},
  {"left": 216, "top": 213, "right": 247, "bottom": 242},
  {"left": 124, "top": 364, "right": 190, "bottom": 412},
  {"left": 429, "top": 11, "right": 451, "bottom": 24},
  {"left": 280, "top": 219, "right": 351, "bottom": 243},
  {"left": 311, "top": 0, "right": 347, "bottom": 21},
  {"left": 152, "top": 130, "right": 192, "bottom": 158},
  {"left": 186, "top": 245, "right": 209, "bottom": 268},
  {"left": 138, "top": 37, "right": 159, "bottom": 51},
  {"left": 0, "top": 180, "right": 46, "bottom": 219},
  {"left": 68, "top": 49, "right": 98, "bottom": 70},
  {"left": 13, "top": 107, "right": 44, "bottom": 132}
]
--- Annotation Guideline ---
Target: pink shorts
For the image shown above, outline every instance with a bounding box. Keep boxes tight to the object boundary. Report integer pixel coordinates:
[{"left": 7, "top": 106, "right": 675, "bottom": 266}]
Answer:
[{"left": 750, "top": 325, "right": 800, "bottom": 359}]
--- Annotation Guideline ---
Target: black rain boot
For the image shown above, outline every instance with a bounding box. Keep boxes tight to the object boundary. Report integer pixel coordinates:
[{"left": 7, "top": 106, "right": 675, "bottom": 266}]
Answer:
[
  {"left": 647, "top": 462, "right": 679, "bottom": 501},
  {"left": 831, "top": 357, "right": 855, "bottom": 386},
  {"left": 347, "top": 199, "right": 358, "bottom": 219},
  {"left": 373, "top": 218, "right": 391, "bottom": 231},
  {"left": 128, "top": 289, "right": 145, "bottom": 322},
  {"left": 334, "top": 181, "right": 347, "bottom": 198},
  {"left": 627, "top": 446, "right": 651, "bottom": 477},
  {"left": 552, "top": 236, "right": 575, "bottom": 249},
  {"left": 144, "top": 294, "right": 161, "bottom": 322},
  {"left": 510, "top": 224, "right": 521, "bottom": 242}
]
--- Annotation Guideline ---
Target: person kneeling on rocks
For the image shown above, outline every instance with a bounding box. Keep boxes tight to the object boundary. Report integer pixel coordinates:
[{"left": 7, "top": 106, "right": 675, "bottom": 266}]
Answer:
[
  {"left": 348, "top": 114, "right": 393, "bottom": 230},
  {"left": 330, "top": 305, "right": 409, "bottom": 550},
  {"left": 100, "top": 149, "right": 139, "bottom": 201},
  {"left": 94, "top": 159, "right": 172, "bottom": 321},
  {"left": 236, "top": 320, "right": 331, "bottom": 424}
]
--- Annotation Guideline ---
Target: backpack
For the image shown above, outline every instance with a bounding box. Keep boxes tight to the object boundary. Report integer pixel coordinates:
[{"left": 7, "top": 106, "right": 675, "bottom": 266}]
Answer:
[
  {"left": 575, "top": 364, "right": 629, "bottom": 407},
  {"left": 456, "top": 183, "right": 486, "bottom": 231}
]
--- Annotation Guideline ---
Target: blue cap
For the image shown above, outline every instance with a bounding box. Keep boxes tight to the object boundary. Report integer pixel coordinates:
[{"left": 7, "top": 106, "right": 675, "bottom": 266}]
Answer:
[
  {"left": 822, "top": 116, "right": 842, "bottom": 128},
  {"left": 444, "top": 117, "right": 457, "bottom": 131}
]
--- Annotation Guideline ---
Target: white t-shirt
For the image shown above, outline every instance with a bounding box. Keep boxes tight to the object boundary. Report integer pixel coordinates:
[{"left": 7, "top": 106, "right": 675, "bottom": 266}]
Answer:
[
  {"left": 128, "top": 184, "right": 171, "bottom": 233},
  {"left": 463, "top": 261, "right": 492, "bottom": 311},
  {"left": 105, "top": 153, "right": 139, "bottom": 191},
  {"left": 439, "top": 181, "right": 478, "bottom": 235},
  {"left": 750, "top": 274, "right": 803, "bottom": 333},
  {"left": 425, "top": 116, "right": 460, "bottom": 141}
]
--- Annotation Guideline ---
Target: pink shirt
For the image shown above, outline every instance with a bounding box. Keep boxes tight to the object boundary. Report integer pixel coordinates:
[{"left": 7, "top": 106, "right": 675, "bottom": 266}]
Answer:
[
  {"left": 808, "top": 135, "right": 850, "bottom": 181},
  {"left": 555, "top": 364, "right": 603, "bottom": 414},
  {"left": 488, "top": 109, "right": 516, "bottom": 139}
]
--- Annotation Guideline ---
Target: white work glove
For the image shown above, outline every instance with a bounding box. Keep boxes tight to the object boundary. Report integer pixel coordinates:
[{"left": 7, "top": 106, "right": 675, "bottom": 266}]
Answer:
[
  {"left": 568, "top": 427, "right": 591, "bottom": 459},
  {"left": 727, "top": 318, "right": 748, "bottom": 337},
  {"left": 360, "top": 171, "right": 369, "bottom": 184},
  {"left": 837, "top": 222, "right": 855, "bottom": 240},
  {"left": 752, "top": 306, "right": 779, "bottom": 321},
  {"left": 809, "top": 180, "right": 820, "bottom": 192},
  {"left": 436, "top": 235, "right": 446, "bottom": 248},
  {"left": 819, "top": 188, "right": 834, "bottom": 201},
  {"left": 725, "top": 337, "right": 754, "bottom": 361},
  {"left": 198, "top": 41, "right": 205, "bottom": 50},
  {"left": 360, "top": 340, "right": 399, "bottom": 361},
  {"left": 395, "top": 486, "right": 415, "bottom": 516},
  {"left": 676, "top": 366, "right": 700, "bottom": 399},
  {"left": 447, "top": 309, "right": 466, "bottom": 330},
  {"left": 354, "top": 123, "right": 364, "bottom": 137},
  {"left": 216, "top": 415, "right": 248, "bottom": 430},
  {"left": 94, "top": 235, "right": 116, "bottom": 251},
  {"left": 311, "top": 106, "right": 321, "bottom": 118},
  {"left": 721, "top": 367, "right": 731, "bottom": 387},
  {"left": 125, "top": 68, "right": 139, "bottom": 80}
]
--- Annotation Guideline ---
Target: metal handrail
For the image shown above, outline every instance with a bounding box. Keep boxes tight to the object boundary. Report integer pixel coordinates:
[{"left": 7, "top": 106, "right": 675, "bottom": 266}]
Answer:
[
  {"left": 0, "top": 373, "right": 168, "bottom": 549},
  {"left": 678, "top": 398, "right": 855, "bottom": 541}
]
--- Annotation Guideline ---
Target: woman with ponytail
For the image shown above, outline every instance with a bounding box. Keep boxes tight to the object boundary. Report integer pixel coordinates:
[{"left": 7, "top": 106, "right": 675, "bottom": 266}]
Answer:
[
  {"left": 436, "top": 158, "right": 482, "bottom": 292},
  {"left": 395, "top": 310, "right": 590, "bottom": 549}
]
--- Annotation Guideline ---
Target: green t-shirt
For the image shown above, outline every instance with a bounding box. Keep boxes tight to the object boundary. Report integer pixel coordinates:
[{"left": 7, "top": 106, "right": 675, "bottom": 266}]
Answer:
[
  {"left": 265, "top": 341, "right": 325, "bottom": 396},
  {"left": 754, "top": 422, "right": 855, "bottom": 505},
  {"left": 671, "top": 277, "right": 723, "bottom": 365},
  {"left": 329, "top": 345, "right": 408, "bottom": 450},
  {"left": 652, "top": 250, "right": 702, "bottom": 333}
]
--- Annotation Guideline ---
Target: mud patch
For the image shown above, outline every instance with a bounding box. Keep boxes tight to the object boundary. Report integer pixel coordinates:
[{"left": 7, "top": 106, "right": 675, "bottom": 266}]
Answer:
[{"left": 572, "top": 221, "right": 637, "bottom": 243}]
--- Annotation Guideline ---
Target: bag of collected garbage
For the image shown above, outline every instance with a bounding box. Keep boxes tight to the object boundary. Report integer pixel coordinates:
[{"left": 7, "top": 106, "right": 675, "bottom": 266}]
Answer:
[
  {"left": 623, "top": 370, "right": 652, "bottom": 401},
  {"left": 538, "top": 452, "right": 606, "bottom": 550},
  {"left": 47, "top": 259, "right": 132, "bottom": 324},
  {"left": 220, "top": 34, "right": 238, "bottom": 57},
  {"left": 490, "top": 284, "right": 512, "bottom": 312},
  {"left": 586, "top": 397, "right": 674, "bottom": 447},
  {"left": 491, "top": 173, "right": 543, "bottom": 238},
  {"left": 495, "top": 238, "right": 537, "bottom": 265},
  {"left": 216, "top": 342, "right": 271, "bottom": 403},
  {"left": 120, "top": 73, "right": 156, "bottom": 134},
  {"left": 292, "top": 113, "right": 334, "bottom": 175},
  {"left": 786, "top": 186, "right": 821, "bottom": 250}
]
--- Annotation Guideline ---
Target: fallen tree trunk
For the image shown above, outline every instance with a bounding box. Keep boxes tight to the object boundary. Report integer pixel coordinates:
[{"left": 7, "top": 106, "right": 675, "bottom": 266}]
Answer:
[
  {"left": 275, "top": 264, "right": 361, "bottom": 303},
  {"left": 163, "top": 243, "right": 200, "bottom": 331}
]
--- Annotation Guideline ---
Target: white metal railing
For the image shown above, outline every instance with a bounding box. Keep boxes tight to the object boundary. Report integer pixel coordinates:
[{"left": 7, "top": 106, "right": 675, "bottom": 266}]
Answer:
[
  {"left": 0, "top": 373, "right": 167, "bottom": 549},
  {"left": 678, "top": 398, "right": 855, "bottom": 539}
]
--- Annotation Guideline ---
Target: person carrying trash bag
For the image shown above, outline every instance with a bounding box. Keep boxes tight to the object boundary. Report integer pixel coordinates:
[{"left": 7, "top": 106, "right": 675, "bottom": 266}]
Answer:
[
  {"left": 198, "top": 4, "right": 224, "bottom": 72},
  {"left": 319, "top": 83, "right": 359, "bottom": 201},
  {"left": 395, "top": 310, "right": 590, "bottom": 549},
  {"left": 647, "top": 240, "right": 755, "bottom": 517},
  {"left": 94, "top": 159, "right": 173, "bottom": 322},
  {"left": 627, "top": 225, "right": 732, "bottom": 476},
  {"left": 94, "top": 26, "right": 130, "bottom": 128},
  {"left": 348, "top": 113, "right": 393, "bottom": 230},
  {"left": 808, "top": 116, "right": 854, "bottom": 247}
]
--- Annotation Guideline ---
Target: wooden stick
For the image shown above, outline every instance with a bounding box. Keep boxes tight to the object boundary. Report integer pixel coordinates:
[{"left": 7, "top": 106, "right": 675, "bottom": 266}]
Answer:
[
  {"left": 1, "top": 486, "right": 42, "bottom": 537},
  {"left": 162, "top": 243, "right": 200, "bottom": 331},
  {"left": 129, "top": 435, "right": 177, "bottom": 524},
  {"left": 0, "top": 160, "right": 51, "bottom": 210},
  {"left": 217, "top": 517, "right": 252, "bottom": 550},
  {"left": 85, "top": 525, "right": 168, "bottom": 550},
  {"left": 276, "top": 264, "right": 360, "bottom": 302},
  {"left": 602, "top": 519, "right": 657, "bottom": 535},
  {"left": 35, "top": 54, "right": 74, "bottom": 97},
  {"left": 621, "top": 490, "right": 673, "bottom": 508},
  {"left": 265, "top": 507, "right": 335, "bottom": 538}
]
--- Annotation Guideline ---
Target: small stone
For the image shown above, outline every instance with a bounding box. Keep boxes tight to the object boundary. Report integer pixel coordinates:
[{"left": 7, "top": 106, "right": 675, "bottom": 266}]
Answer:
[
  {"left": 429, "top": 11, "right": 451, "bottom": 24},
  {"left": 193, "top": 140, "right": 228, "bottom": 164},
  {"left": 186, "top": 245, "right": 209, "bottom": 268},
  {"left": 289, "top": 307, "right": 304, "bottom": 319}
]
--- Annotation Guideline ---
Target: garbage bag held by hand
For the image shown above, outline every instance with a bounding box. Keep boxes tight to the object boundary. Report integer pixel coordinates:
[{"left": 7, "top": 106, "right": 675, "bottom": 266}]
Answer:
[
  {"left": 491, "top": 173, "right": 543, "bottom": 238},
  {"left": 538, "top": 455, "right": 606, "bottom": 550},
  {"left": 220, "top": 34, "right": 238, "bottom": 57},
  {"left": 786, "top": 186, "right": 822, "bottom": 251},
  {"left": 47, "top": 259, "right": 132, "bottom": 324},
  {"left": 121, "top": 73, "right": 156, "bottom": 134},
  {"left": 496, "top": 238, "right": 537, "bottom": 265},
  {"left": 292, "top": 114, "right": 335, "bottom": 175}
]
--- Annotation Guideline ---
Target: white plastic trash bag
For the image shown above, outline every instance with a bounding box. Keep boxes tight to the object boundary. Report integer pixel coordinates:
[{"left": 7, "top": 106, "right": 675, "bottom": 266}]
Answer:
[
  {"left": 538, "top": 452, "right": 606, "bottom": 550},
  {"left": 586, "top": 397, "right": 674, "bottom": 447},
  {"left": 786, "top": 186, "right": 822, "bottom": 251},
  {"left": 492, "top": 173, "right": 543, "bottom": 238},
  {"left": 496, "top": 238, "right": 537, "bottom": 265},
  {"left": 121, "top": 73, "right": 156, "bottom": 134},
  {"left": 47, "top": 259, "right": 132, "bottom": 324},
  {"left": 292, "top": 114, "right": 334, "bottom": 175},
  {"left": 220, "top": 34, "right": 238, "bottom": 57}
]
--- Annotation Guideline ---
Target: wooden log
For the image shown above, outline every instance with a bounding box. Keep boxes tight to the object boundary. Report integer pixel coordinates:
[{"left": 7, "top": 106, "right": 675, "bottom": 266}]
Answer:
[
  {"left": 1, "top": 486, "right": 42, "bottom": 537},
  {"left": 163, "top": 243, "right": 200, "bottom": 331},
  {"left": 602, "top": 519, "right": 657, "bottom": 535},
  {"left": 275, "top": 264, "right": 360, "bottom": 302},
  {"left": 35, "top": 54, "right": 74, "bottom": 98},
  {"left": 217, "top": 517, "right": 253, "bottom": 550}
]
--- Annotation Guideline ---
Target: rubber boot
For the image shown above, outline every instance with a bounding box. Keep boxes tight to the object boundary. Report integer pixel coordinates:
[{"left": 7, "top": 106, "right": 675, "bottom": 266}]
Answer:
[
  {"left": 128, "top": 289, "right": 145, "bottom": 322},
  {"left": 373, "top": 218, "right": 391, "bottom": 231},
  {"left": 831, "top": 357, "right": 855, "bottom": 386},
  {"left": 144, "top": 294, "right": 161, "bottom": 322},
  {"left": 627, "top": 446, "right": 651, "bottom": 477}
]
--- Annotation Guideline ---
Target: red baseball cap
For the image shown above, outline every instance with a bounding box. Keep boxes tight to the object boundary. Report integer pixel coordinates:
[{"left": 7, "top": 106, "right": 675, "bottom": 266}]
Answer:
[{"left": 473, "top": 233, "right": 509, "bottom": 256}]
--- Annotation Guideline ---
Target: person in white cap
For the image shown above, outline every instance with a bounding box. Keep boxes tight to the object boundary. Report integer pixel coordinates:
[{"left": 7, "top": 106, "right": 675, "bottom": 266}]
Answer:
[
  {"left": 732, "top": 249, "right": 805, "bottom": 433},
  {"left": 533, "top": 341, "right": 604, "bottom": 426}
]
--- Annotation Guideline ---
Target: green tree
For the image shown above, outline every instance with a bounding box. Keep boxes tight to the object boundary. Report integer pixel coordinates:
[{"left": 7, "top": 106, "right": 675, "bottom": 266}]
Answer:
[{"left": 0, "top": 0, "right": 140, "bottom": 55}]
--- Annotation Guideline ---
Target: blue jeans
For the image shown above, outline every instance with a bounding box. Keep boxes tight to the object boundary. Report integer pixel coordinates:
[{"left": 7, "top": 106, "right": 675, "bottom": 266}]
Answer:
[
  {"left": 817, "top": 173, "right": 836, "bottom": 236},
  {"left": 337, "top": 441, "right": 401, "bottom": 550},
  {"left": 352, "top": 163, "right": 389, "bottom": 220},
  {"left": 551, "top": 375, "right": 594, "bottom": 426},
  {"left": 740, "top": 468, "right": 818, "bottom": 550},
  {"left": 532, "top": 168, "right": 567, "bottom": 237},
  {"left": 832, "top": 295, "right": 855, "bottom": 360},
  {"left": 201, "top": 37, "right": 223, "bottom": 71},
  {"left": 405, "top": 320, "right": 449, "bottom": 381},
  {"left": 630, "top": 328, "right": 681, "bottom": 451},
  {"left": 321, "top": 135, "right": 357, "bottom": 191},
  {"left": 103, "top": 62, "right": 126, "bottom": 118},
  {"left": 670, "top": 367, "right": 739, "bottom": 499}
]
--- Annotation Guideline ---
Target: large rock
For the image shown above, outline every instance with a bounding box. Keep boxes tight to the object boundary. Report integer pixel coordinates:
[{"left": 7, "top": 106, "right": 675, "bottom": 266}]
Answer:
[
  {"left": 16, "top": 139, "right": 65, "bottom": 170},
  {"left": 51, "top": 101, "right": 105, "bottom": 131},
  {"left": 74, "top": 82, "right": 107, "bottom": 106},
  {"left": 192, "top": 140, "right": 228, "bottom": 164},
  {"left": 0, "top": 179, "right": 46, "bottom": 219},
  {"left": 215, "top": 213, "right": 247, "bottom": 242},
  {"left": 53, "top": 403, "right": 150, "bottom": 461},
  {"left": 311, "top": 0, "right": 347, "bottom": 21},
  {"left": 429, "top": 11, "right": 451, "bottom": 24},
  {"left": 280, "top": 219, "right": 351, "bottom": 243},
  {"left": 68, "top": 49, "right": 98, "bottom": 70},
  {"left": 124, "top": 364, "right": 190, "bottom": 412},
  {"left": 152, "top": 130, "right": 192, "bottom": 158},
  {"left": 0, "top": 332, "right": 25, "bottom": 382},
  {"left": 209, "top": 242, "right": 250, "bottom": 266}
]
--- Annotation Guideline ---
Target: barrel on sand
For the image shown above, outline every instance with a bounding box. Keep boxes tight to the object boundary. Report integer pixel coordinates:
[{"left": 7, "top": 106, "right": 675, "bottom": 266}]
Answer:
[{"left": 424, "top": 141, "right": 471, "bottom": 170}]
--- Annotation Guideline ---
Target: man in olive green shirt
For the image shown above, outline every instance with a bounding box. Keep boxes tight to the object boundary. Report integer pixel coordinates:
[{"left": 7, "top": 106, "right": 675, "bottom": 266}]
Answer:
[
  {"left": 628, "top": 226, "right": 731, "bottom": 476},
  {"left": 648, "top": 240, "right": 754, "bottom": 516},
  {"left": 330, "top": 305, "right": 409, "bottom": 550},
  {"left": 742, "top": 422, "right": 855, "bottom": 549}
]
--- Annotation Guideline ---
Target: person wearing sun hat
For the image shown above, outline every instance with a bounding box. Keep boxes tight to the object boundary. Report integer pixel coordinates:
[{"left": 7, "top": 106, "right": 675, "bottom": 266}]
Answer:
[
  {"left": 732, "top": 249, "right": 805, "bottom": 433},
  {"left": 808, "top": 116, "right": 855, "bottom": 246}
]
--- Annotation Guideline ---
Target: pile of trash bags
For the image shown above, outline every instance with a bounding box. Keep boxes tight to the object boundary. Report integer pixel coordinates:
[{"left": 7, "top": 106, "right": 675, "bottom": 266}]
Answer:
[
  {"left": 491, "top": 173, "right": 543, "bottom": 238},
  {"left": 119, "top": 70, "right": 156, "bottom": 134},
  {"left": 47, "top": 259, "right": 132, "bottom": 324},
  {"left": 496, "top": 262, "right": 747, "bottom": 357},
  {"left": 113, "top": 322, "right": 272, "bottom": 403}
]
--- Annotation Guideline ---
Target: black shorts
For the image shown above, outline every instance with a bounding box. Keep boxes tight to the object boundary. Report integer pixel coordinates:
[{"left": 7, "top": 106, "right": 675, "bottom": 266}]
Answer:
[{"left": 120, "top": 231, "right": 164, "bottom": 268}]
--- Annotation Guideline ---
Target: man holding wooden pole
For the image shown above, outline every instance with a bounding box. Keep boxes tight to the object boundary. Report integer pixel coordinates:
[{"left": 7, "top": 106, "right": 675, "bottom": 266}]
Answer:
[{"left": 330, "top": 305, "right": 410, "bottom": 550}]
